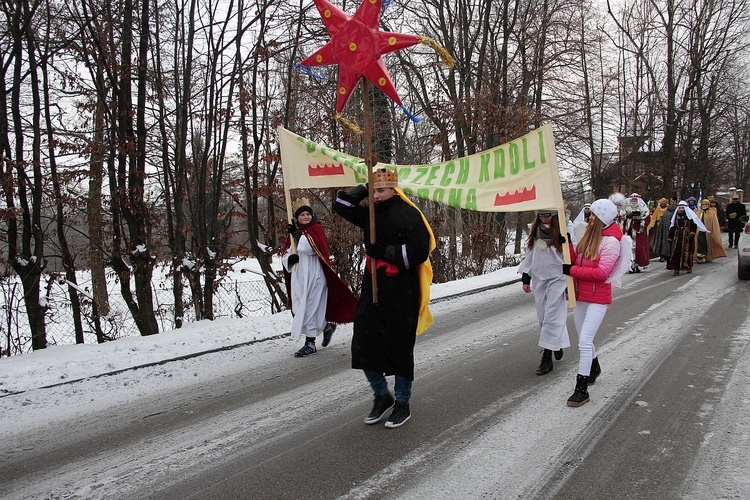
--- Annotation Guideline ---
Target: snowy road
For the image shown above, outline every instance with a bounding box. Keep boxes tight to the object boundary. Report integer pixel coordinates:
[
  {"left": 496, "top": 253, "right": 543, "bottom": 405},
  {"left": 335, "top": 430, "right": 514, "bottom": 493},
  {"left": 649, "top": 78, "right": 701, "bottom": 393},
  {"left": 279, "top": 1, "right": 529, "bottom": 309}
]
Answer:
[{"left": 2, "top": 254, "right": 749, "bottom": 499}]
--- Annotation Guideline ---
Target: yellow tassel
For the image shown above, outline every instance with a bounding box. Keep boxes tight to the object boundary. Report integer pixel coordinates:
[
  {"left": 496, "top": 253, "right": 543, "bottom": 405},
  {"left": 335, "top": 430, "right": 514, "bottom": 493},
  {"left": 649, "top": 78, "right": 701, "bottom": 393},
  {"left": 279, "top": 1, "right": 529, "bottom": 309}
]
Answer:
[
  {"left": 419, "top": 36, "right": 455, "bottom": 69},
  {"left": 336, "top": 113, "right": 363, "bottom": 134}
]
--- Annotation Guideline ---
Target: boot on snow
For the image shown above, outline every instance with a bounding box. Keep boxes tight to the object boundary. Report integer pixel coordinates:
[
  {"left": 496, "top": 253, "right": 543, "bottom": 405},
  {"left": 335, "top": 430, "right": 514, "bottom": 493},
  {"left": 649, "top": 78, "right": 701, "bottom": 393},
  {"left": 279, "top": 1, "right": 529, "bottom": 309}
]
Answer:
[
  {"left": 589, "top": 357, "right": 601, "bottom": 384},
  {"left": 536, "top": 349, "right": 553, "bottom": 376},
  {"left": 567, "top": 374, "right": 590, "bottom": 407}
]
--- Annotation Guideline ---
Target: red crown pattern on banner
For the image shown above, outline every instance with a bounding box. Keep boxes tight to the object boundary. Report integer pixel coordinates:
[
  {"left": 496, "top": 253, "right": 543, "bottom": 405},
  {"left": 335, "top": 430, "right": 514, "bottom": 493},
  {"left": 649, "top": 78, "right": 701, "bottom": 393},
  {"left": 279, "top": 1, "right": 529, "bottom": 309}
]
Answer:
[
  {"left": 494, "top": 185, "right": 537, "bottom": 206},
  {"left": 308, "top": 163, "right": 346, "bottom": 177}
]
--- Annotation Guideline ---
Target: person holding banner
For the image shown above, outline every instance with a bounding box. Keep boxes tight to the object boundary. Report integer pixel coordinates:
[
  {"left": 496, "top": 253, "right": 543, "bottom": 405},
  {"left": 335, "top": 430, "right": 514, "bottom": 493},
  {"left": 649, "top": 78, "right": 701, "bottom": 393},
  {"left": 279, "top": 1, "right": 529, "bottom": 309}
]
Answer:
[
  {"left": 562, "top": 194, "right": 631, "bottom": 407},
  {"left": 333, "top": 169, "right": 434, "bottom": 429},
  {"left": 518, "top": 210, "right": 571, "bottom": 376},
  {"left": 282, "top": 198, "right": 357, "bottom": 358}
]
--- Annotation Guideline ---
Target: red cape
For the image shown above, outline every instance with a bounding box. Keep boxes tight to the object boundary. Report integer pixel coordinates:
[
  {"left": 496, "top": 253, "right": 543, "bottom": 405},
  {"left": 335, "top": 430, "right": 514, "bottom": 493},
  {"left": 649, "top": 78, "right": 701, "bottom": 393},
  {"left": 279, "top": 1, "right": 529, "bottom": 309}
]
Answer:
[{"left": 284, "top": 219, "right": 357, "bottom": 324}]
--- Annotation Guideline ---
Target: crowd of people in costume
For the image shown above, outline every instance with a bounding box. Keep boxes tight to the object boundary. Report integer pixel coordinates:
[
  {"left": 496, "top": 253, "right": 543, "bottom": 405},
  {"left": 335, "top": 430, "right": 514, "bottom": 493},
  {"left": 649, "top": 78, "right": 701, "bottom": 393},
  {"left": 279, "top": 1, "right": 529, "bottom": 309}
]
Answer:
[
  {"left": 519, "top": 191, "right": 741, "bottom": 407},
  {"left": 281, "top": 174, "right": 745, "bottom": 424}
]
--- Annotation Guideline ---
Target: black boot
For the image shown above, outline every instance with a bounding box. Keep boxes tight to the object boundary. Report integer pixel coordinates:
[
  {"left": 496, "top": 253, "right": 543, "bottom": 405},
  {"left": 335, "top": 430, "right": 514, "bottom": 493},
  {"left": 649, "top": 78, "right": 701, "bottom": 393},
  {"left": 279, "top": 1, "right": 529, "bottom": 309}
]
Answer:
[
  {"left": 567, "top": 374, "right": 590, "bottom": 407},
  {"left": 589, "top": 357, "right": 601, "bottom": 384},
  {"left": 536, "top": 349, "right": 553, "bottom": 375}
]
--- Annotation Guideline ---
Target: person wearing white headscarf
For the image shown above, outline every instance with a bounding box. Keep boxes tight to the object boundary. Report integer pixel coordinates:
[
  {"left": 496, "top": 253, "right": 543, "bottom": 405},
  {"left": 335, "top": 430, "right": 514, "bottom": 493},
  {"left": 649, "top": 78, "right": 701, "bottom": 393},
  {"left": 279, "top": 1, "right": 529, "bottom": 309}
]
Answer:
[
  {"left": 572, "top": 203, "right": 592, "bottom": 246},
  {"left": 667, "top": 201, "right": 706, "bottom": 275}
]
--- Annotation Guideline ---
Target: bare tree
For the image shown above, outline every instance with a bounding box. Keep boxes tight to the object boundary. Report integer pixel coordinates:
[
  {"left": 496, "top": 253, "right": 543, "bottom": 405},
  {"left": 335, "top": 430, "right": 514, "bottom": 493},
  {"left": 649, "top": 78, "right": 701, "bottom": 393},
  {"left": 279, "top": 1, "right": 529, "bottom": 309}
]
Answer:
[{"left": 1, "top": 0, "right": 49, "bottom": 350}]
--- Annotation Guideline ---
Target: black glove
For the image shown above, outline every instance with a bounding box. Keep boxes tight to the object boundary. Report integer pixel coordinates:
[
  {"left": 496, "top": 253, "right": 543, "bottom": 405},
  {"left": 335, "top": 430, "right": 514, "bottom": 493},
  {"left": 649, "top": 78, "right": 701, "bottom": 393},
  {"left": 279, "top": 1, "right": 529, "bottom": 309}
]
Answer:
[
  {"left": 287, "top": 254, "right": 299, "bottom": 267},
  {"left": 562, "top": 264, "right": 572, "bottom": 275},
  {"left": 521, "top": 272, "right": 531, "bottom": 285},
  {"left": 344, "top": 184, "right": 369, "bottom": 203},
  {"left": 365, "top": 242, "right": 387, "bottom": 259},
  {"left": 287, "top": 223, "right": 297, "bottom": 234},
  {"left": 558, "top": 234, "right": 566, "bottom": 244}
]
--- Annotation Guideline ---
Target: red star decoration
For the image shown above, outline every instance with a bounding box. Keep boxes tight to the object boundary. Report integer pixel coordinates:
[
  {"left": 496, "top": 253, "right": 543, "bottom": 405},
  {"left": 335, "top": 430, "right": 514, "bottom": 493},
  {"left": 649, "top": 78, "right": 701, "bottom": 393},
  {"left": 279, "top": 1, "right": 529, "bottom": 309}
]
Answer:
[{"left": 299, "top": 0, "right": 420, "bottom": 115}]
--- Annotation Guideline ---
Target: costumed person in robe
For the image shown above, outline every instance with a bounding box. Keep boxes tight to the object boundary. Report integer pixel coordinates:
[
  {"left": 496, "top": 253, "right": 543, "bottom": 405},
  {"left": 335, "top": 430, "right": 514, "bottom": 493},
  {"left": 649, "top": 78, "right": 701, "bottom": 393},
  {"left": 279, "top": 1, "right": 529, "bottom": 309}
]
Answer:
[
  {"left": 282, "top": 198, "right": 358, "bottom": 358},
  {"left": 726, "top": 194, "right": 747, "bottom": 248},
  {"left": 667, "top": 201, "right": 707, "bottom": 276},
  {"left": 655, "top": 197, "right": 678, "bottom": 262},
  {"left": 694, "top": 199, "right": 727, "bottom": 263},
  {"left": 621, "top": 193, "right": 651, "bottom": 273},
  {"left": 518, "top": 210, "right": 571, "bottom": 376},
  {"left": 562, "top": 193, "right": 632, "bottom": 407},
  {"left": 333, "top": 168, "right": 435, "bottom": 429},
  {"left": 572, "top": 203, "right": 592, "bottom": 246},
  {"left": 647, "top": 198, "right": 669, "bottom": 259}
]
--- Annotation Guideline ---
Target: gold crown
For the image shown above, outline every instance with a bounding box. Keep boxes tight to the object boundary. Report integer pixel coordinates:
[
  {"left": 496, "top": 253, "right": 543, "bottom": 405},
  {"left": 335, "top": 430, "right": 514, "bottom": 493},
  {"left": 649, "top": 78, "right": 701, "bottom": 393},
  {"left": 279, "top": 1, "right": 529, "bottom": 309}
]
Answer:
[
  {"left": 372, "top": 168, "right": 398, "bottom": 189},
  {"left": 292, "top": 197, "right": 313, "bottom": 217}
]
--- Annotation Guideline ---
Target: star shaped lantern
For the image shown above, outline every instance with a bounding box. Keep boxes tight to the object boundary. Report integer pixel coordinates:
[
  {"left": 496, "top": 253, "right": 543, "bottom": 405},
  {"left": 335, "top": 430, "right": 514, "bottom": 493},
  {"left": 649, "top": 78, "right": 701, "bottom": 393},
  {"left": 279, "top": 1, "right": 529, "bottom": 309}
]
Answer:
[{"left": 297, "top": 0, "right": 453, "bottom": 126}]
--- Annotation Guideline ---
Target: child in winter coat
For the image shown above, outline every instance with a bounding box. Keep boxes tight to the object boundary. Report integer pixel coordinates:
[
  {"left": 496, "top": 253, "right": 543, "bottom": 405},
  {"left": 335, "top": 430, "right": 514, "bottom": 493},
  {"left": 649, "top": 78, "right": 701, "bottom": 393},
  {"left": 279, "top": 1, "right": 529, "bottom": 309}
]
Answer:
[{"left": 562, "top": 195, "right": 631, "bottom": 407}]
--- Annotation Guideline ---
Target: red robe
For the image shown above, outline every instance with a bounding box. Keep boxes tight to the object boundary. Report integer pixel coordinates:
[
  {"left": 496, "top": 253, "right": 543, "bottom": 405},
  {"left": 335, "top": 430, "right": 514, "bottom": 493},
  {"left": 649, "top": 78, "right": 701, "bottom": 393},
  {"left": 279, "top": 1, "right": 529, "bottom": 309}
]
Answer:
[{"left": 633, "top": 214, "right": 651, "bottom": 267}]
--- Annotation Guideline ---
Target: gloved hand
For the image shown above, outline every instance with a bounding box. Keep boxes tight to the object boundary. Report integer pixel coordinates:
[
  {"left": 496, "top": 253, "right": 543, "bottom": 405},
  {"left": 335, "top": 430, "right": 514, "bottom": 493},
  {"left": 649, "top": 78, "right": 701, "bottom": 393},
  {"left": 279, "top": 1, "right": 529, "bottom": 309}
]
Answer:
[
  {"left": 344, "top": 184, "right": 369, "bottom": 203},
  {"left": 558, "top": 234, "right": 566, "bottom": 244},
  {"left": 562, "top": 263, "right": 572, "bottom": 275},
  {"left": 365, "top": 242, "right": 387, "bottom": 259},
  {"left": 287, "top": 254, "right": 299, "bottom": 267},
  {"left": 287, "top": 223, "right": 297, "bottom": 234}
]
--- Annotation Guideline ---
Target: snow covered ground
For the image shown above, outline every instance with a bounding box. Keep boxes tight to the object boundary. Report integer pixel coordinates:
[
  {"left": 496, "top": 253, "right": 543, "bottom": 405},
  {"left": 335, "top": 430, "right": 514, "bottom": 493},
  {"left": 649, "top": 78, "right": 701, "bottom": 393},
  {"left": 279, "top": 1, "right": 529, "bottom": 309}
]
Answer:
[{"left": 0, "top": 268, "right": 514, "bottom": 395}]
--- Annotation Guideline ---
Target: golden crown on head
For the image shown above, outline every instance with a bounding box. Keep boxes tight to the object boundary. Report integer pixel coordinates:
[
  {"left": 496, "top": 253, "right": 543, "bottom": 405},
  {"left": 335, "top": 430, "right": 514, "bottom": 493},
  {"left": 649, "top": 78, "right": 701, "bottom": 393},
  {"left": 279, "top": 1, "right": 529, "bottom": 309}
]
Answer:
[
  {"left": 292, "top": 197, "right": 312, "bottom": 217},
  {"left": 372, "top": 168, "right": 398, "bottom": 189}
]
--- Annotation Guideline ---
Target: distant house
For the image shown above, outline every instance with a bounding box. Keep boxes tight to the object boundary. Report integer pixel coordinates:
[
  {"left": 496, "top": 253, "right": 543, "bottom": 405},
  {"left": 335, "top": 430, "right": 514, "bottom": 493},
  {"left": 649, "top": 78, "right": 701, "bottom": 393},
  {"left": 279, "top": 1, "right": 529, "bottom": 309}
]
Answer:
[{"left": 604, "top": 128, "right": 665, "bottom": 202}]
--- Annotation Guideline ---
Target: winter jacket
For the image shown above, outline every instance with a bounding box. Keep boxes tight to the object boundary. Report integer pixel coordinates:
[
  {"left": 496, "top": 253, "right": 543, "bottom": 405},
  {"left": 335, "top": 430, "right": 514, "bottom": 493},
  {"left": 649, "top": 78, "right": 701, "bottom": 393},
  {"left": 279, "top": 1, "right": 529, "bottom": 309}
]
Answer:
[
  {"left": 726, "top": 201, "right": 747, "bottom": 230},
  {"left": 569, "top": 223, "right": 623, "bottom": 305}
]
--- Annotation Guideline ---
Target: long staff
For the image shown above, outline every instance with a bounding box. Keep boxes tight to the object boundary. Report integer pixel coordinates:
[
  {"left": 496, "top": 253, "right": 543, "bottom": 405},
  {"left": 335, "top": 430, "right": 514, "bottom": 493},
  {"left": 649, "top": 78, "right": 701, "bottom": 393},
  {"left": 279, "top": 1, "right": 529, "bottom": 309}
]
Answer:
[
  {"left": 362, "top": 80, "right": 378, "bottom": 303},
  {"left": 557, "top": 208, "right": 576, "bottom": 307}
]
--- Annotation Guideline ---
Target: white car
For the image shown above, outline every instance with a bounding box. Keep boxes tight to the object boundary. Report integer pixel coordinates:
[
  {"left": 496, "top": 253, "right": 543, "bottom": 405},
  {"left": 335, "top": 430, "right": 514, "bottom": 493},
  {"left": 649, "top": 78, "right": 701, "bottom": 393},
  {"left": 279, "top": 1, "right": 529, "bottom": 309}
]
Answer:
[{"left": 737, "top": 215, "right": 750, "bottom": 279}]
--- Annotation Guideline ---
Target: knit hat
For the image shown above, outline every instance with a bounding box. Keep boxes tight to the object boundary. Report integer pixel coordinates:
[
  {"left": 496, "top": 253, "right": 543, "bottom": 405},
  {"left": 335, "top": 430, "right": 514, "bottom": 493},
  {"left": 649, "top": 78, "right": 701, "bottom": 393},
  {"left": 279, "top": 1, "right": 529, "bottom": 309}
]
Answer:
[
  {"left": 701, "top": 199, "right": 710, "bottom": 207},
  {"left": 293, "top": 197, "right": 313, "bottom": 218},
  {"left": 590, "top": 199, "right": 618, "bottom": 227},
  {"left": 372, "top": 168, "right": 398, "bottom": 189}
]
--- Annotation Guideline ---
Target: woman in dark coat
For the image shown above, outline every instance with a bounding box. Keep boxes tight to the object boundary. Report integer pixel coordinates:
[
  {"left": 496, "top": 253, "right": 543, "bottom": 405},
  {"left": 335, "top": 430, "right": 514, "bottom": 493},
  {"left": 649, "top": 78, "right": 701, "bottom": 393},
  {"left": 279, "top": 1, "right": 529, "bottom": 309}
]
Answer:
[{"left": 333, "top": 168, "right": 433, "bottom": 429}]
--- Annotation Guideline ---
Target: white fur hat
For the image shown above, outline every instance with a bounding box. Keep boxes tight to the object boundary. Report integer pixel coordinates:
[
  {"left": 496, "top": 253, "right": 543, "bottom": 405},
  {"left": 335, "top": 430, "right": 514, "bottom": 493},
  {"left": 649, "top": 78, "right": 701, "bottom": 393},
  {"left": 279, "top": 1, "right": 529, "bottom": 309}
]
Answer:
[{"left": 590, "top": 199, "right": 618, "bottom": 227}]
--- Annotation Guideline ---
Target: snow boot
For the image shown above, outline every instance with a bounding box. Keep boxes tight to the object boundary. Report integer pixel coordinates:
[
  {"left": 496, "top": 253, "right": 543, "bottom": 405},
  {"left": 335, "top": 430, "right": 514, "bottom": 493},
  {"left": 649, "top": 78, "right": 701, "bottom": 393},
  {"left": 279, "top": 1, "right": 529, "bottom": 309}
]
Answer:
[
  {"left": 567, "top": 374, "right": 590, "bottom": 407},
  {"left": 589, "top": 357, "right": 601, "bottom": 384},
  {"left": 536, "top": 349, "right": 553, "bottom": 376}
]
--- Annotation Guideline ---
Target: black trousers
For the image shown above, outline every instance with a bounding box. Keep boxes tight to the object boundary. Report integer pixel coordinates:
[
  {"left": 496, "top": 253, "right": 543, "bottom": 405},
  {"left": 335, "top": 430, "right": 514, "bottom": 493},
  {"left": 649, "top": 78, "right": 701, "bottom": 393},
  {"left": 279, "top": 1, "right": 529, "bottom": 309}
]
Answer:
[{"left": 728, "top": 228, "right": 741, "bottom": 246}]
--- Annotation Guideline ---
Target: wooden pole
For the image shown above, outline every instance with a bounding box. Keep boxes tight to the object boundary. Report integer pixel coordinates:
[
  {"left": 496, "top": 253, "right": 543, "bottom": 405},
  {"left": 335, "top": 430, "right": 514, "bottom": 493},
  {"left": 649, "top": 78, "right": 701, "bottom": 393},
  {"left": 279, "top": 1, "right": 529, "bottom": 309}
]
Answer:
[
  {"left": 557, "top": 208, "right": 576, "bottom": 307},
  {"left": 362, "top": 80, "right": 378, "bottom": 303}
]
